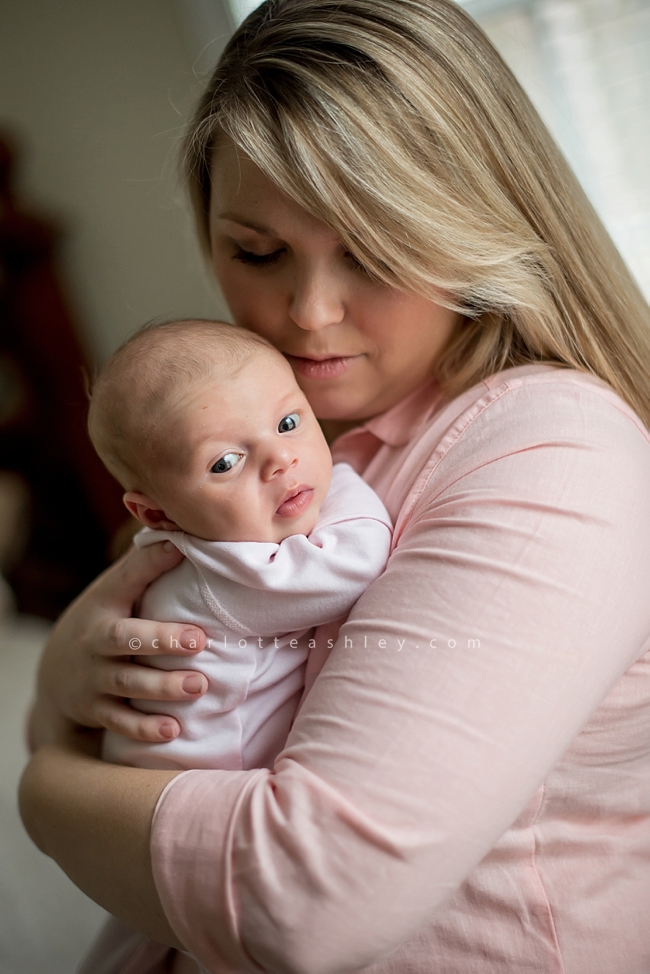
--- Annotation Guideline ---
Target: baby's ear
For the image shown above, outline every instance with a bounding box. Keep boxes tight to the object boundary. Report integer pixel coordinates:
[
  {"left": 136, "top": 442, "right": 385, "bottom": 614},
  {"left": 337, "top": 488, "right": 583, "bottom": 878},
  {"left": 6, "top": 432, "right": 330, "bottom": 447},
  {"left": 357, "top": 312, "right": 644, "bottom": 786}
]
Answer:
[{"left": 123, "top": 492, "right": 180, "bottom": 531}]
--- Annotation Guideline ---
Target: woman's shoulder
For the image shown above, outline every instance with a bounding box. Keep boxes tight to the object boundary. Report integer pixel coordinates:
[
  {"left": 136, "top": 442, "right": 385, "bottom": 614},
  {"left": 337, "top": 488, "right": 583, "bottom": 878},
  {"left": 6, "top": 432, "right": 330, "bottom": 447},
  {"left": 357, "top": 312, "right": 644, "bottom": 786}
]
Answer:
[
  {"left": 431, "top": 362, "right": 649, "bottom": 469},
  {"left": 394, "top": 364, "right": 650, "bottom": 538},
  {"left": 482, "top": 362, "right": 647, "bottom": 431}
]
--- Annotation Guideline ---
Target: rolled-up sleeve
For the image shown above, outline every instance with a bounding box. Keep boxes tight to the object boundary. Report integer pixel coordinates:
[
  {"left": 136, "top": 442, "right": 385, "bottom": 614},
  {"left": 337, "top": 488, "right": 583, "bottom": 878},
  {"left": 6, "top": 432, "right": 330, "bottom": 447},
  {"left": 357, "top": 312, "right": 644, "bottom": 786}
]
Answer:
[{"left": 151, "top": 379, "right": 650, "bottom": 974}]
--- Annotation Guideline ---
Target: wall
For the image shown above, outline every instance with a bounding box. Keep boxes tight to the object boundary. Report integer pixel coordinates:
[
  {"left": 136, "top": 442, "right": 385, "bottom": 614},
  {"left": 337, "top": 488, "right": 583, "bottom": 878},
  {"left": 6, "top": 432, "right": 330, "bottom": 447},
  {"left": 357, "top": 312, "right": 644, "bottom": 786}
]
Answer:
[{"left": 0, "top": 0, "right": 230, "bottom": 364}]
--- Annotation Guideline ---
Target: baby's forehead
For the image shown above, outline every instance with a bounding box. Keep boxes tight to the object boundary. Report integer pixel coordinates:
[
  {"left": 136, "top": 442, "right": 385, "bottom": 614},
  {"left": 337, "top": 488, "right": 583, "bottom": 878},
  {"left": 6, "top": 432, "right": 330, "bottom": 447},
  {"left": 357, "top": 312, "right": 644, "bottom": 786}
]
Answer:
[
  {"left": 158, "top": 350, "right": 300, "bottom": 432},
  {"left": 139, "top": 353, "right": 305, "bottom": 489}
]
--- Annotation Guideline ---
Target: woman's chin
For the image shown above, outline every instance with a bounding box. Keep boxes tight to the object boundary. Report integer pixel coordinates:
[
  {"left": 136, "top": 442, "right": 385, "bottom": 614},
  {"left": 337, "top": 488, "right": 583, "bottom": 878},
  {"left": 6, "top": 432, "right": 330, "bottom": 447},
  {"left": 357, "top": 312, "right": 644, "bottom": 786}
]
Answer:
[
  {"left": 310, "top": 397, "right": 369, "bottom": 424},
  {"left": 295, "top": 380, "right": 375, "bottom": 424}
]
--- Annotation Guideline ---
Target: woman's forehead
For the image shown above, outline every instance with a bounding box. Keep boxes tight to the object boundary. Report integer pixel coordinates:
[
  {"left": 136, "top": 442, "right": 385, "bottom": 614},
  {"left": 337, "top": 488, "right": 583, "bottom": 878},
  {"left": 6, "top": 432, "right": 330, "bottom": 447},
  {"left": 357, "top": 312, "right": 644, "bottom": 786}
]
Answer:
[
  {"left": 210, "top": 138, "right": 282, "bottom": 213},
  {"left": 210, "top": 140, "right": 268, "bottom": 200},
  {"left": 209, "top": 146, "right": 337, "bottom": 242}
]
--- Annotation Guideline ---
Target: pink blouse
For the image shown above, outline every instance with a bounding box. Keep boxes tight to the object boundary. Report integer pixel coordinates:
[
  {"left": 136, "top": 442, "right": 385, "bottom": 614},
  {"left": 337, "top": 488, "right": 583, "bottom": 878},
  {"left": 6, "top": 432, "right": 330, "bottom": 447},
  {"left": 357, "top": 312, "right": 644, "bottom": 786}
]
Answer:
[{"left": 151, "top": 364, "right": 650, "bottom": 974}]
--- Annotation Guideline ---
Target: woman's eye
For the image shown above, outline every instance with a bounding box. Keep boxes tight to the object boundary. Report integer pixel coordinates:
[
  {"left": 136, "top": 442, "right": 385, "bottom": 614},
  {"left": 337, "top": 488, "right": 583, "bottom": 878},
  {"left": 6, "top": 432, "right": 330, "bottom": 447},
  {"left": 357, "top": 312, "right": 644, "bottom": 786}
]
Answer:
[
  {"left": 278, "top": 413, "right": 300, "bottom": 433},
  {"left": 344, "top": 251, "right": 371, "bottom": 275},
  {"left": 232, "top": 247, "right": 285, "bottom": 267},
  {"left": 210, "top": 453, "right": 242, "bottom": 474}
]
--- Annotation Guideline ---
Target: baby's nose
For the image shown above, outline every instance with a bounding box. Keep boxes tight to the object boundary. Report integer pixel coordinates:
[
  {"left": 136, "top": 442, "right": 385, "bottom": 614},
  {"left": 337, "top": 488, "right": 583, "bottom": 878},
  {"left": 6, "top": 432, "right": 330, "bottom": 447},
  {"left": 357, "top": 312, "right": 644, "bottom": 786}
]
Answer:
[{"left": 262, "top": 449, "right": 298, "bottom": 480}]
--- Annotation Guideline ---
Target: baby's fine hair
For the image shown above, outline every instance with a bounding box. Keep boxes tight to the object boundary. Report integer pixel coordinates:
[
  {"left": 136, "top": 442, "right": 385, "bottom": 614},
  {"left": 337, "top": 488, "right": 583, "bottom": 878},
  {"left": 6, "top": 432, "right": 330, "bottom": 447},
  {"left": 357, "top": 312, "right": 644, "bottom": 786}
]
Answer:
[{"left": 88, "top": 319, "right": 275, "bottom": 490}]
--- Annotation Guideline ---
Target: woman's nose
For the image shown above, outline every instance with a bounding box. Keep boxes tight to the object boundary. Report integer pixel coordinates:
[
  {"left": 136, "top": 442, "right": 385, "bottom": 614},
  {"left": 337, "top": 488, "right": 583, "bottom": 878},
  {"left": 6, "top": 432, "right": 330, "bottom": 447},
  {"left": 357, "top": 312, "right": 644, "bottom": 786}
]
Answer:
[{"left": 288, "top": 266, "right": 345, "bottom": 331}]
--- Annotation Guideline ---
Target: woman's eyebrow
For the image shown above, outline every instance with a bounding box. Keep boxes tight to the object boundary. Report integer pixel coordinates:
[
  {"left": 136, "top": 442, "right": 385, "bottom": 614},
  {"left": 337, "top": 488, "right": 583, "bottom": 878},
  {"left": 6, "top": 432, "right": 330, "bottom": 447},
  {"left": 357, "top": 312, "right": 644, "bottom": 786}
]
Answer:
[{"left": 217, "top": 212, "right": 274, "bottom": 236}]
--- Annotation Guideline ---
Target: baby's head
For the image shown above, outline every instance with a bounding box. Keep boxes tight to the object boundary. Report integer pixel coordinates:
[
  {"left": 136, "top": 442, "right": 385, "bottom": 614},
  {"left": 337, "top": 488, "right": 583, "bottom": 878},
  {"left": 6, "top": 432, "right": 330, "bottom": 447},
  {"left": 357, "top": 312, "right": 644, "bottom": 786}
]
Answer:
[{"left": 88, "top": 319, "right": 332, "bottom": 542}]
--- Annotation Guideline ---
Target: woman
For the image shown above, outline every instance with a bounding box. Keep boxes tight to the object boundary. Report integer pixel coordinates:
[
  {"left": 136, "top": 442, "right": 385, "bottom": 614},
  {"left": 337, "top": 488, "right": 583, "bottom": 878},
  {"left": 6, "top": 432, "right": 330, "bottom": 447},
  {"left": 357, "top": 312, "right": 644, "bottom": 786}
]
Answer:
[{"left": 20, "top": 1, "right": 650, "bottom": 971}]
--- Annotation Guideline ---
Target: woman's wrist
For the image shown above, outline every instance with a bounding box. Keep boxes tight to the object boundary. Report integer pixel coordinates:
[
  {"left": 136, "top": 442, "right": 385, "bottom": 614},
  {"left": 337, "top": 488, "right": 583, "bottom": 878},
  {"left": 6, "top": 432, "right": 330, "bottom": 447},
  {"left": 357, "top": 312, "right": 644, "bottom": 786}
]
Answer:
[{"left": 26, "top": 696, "right": 83, "bottom": 754}]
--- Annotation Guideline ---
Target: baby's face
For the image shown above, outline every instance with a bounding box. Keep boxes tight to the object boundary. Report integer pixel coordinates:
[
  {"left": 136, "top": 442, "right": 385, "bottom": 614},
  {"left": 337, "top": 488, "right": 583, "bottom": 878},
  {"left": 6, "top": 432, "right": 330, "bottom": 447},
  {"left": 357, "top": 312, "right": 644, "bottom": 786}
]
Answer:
[{"left": 146, "top": 352, "right": 333, "bottom": 542}]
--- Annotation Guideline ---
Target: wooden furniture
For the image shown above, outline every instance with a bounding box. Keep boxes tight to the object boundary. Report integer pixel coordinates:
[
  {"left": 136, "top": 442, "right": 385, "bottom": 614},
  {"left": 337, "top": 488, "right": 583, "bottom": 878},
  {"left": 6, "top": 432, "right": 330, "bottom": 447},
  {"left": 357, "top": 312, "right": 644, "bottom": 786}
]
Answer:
[{"left": 0, "top": 132, "right": 127, "bottom": 619}]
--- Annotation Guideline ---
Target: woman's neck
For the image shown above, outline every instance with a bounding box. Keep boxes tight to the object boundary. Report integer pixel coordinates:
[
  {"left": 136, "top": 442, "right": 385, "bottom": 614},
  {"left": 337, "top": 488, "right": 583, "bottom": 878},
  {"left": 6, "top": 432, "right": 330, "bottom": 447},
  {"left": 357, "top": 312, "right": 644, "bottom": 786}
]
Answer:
[{"left": 319, "top": 418, "right": 363, "bottom": 445}]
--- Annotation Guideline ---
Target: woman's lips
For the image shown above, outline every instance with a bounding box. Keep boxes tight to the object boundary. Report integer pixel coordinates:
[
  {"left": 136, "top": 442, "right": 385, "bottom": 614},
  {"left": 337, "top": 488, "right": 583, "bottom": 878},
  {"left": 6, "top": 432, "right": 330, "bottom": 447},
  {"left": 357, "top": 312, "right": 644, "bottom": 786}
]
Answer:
[
  {"left": 286, "top": 354, "right": 361, "bottom": 380},
  {"left": 276, "top": 487, "right": 314, "bottom": 518}
]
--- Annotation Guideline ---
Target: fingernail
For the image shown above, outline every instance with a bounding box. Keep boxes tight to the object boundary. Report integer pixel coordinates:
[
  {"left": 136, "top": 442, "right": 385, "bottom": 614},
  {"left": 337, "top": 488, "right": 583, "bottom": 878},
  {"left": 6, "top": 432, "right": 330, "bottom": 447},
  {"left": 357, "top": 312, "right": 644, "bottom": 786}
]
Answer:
[
  {"left": 159, "top": 721, "right": 178, "bottom": 740},
  {"left": 180, "top": 630, "right": 200, "bottom": 650},
  {"left": 182, "top": 674, "right": 205, "bottom": 694}
]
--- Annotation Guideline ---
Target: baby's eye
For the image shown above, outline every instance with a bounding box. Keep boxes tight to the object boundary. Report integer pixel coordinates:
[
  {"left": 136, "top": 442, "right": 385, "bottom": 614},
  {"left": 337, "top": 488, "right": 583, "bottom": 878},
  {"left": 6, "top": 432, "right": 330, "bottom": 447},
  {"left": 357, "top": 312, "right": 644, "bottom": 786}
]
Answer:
[
  {"left": 278, "top": 413, "right": 300, "bottom": 433},
  {"left": 210, "top": 453, "right": 242, "bottom": 474}
]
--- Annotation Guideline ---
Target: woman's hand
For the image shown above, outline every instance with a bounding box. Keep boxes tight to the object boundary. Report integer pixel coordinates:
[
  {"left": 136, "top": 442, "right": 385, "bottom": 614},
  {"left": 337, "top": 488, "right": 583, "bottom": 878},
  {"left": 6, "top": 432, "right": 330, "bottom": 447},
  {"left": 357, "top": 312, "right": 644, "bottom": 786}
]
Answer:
[{"left": 28, "top": 540, "right": 208, "bottom": 751}]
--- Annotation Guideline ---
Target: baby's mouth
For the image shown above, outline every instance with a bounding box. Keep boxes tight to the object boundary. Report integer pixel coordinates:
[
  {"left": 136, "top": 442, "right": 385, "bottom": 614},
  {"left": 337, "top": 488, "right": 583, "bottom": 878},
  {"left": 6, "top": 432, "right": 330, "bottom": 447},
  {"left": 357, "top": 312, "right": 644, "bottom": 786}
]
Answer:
[{"left": 276, "top": 486, "right": 314, "bottom": 518}]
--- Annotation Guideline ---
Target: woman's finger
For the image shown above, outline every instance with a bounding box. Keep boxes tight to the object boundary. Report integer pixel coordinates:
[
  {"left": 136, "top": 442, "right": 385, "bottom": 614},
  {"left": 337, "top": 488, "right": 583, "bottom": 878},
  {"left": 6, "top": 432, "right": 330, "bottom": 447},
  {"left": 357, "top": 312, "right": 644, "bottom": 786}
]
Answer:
[
  {"left": 93, "top": 658, "right": 208, "bottom": 701},
  {"left": 101, "top": 617, "right": 206, "bottom": 658},
  {"left": 33, "top": 539, "right": 207, "bottom": 740},
  {"left": 95, "top": 698, "right": 183, "bottom": 743}
]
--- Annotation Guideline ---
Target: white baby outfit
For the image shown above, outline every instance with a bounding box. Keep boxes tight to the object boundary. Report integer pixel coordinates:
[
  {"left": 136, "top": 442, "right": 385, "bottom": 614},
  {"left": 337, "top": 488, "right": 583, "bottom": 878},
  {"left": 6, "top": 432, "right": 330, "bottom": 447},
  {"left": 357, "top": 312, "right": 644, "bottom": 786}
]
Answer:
[{"left": 103, "top": 462, "right": 392, "bottom": 773}]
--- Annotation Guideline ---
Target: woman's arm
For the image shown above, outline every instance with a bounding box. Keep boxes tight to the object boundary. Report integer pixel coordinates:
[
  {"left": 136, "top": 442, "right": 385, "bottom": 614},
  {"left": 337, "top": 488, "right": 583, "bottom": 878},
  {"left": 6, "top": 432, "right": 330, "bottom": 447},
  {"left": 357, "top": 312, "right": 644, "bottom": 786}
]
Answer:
[
  {"left": 19, "top": 730, "right": 184, "bottom": 948},
  {"left": 148, "top": 381, "right": 650, "bottom": 974},
  {"left": 20, "top": 380, "right": 650, "bottom": 974}
]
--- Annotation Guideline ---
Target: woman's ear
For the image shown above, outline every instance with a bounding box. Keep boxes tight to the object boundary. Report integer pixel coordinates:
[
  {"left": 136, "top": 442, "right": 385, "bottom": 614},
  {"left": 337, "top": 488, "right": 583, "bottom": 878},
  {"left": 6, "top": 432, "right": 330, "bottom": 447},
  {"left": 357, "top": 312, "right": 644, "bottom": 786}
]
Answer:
[{"left": 122, "top": 492, "right": 180, "bottom": 531}]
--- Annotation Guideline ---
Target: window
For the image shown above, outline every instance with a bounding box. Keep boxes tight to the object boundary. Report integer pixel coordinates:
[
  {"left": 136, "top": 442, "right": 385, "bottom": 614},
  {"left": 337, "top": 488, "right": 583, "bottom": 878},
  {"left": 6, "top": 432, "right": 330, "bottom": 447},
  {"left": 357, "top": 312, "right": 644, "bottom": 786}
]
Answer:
[
  {"left": 229, "top": 0, "right": 264, "bottom": 22},
  {"left": 462, "top": 0, "right": 650, "bottom": 297}
]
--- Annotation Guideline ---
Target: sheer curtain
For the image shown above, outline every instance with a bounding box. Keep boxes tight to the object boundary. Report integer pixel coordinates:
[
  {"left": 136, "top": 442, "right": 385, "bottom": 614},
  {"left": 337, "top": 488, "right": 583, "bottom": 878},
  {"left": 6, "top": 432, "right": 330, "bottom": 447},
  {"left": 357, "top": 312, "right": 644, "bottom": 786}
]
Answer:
[{"left": 463, "top": 0, "right": 650, "bottom": 298}]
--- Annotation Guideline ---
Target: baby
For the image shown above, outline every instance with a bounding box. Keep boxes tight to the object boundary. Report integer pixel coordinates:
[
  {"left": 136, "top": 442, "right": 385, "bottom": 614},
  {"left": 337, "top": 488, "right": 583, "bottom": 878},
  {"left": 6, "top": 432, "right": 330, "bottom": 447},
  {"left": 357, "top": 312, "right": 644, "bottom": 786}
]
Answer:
[{"left": 88, "top": 319, "right": 392, "bottom": 773}]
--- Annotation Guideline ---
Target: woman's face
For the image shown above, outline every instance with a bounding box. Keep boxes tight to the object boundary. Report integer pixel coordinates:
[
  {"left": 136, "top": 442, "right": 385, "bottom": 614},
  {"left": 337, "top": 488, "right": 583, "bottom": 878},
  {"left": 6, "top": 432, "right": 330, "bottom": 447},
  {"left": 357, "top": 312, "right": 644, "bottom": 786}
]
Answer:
[{"left": 209, "top": 142, "right": 461, "bottom": 425}]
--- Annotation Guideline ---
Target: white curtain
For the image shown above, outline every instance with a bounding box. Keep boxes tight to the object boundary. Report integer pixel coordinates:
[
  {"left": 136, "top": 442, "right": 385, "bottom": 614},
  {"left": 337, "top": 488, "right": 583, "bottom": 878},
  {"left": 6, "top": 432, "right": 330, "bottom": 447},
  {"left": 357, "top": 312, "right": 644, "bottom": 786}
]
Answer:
[
  {"left": 465, "top": 0, "right": 650, "bottom": 299},
  {"left": 228, "top": 0, "right": 264, "bottom": 24}
]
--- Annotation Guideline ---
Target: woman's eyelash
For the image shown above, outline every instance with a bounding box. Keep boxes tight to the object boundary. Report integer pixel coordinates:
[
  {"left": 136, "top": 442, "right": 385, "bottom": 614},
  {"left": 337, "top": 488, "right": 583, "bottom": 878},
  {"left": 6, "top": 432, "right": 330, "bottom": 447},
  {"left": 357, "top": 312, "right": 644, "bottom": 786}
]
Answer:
[
  {"left": 344, "top": 251, "right": 374, "bottom": 276},
  {"left": 232, "top": 246, "right": 370, "bottom": 274},
  {"left": 232, "top": 247, "right": 284, "bottom": 266}
]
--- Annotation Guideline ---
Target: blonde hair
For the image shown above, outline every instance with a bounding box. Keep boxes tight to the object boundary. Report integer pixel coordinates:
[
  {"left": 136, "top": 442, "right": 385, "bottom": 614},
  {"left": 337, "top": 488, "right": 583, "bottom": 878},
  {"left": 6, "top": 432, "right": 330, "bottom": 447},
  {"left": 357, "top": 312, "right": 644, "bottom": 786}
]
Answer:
[
  {"left": 183, "top": 0, "right": 650, "bottom": 426},
  {"left": 88, "top": 319, "right": 274, "bottom": 489}
]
